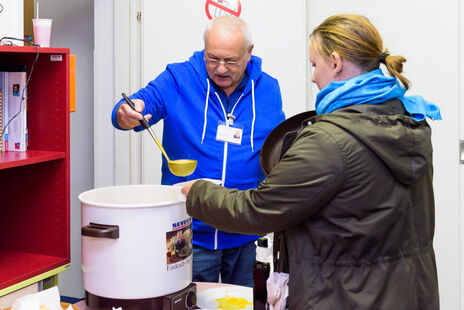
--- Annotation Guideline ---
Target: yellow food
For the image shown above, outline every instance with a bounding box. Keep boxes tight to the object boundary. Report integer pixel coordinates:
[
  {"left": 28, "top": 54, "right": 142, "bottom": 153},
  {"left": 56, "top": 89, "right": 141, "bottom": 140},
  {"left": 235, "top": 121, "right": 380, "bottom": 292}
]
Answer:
[
  {"left": 216, "top": 294, "right": 252, "bottom": 310},
  {"left": 40, "top": 305, "right": 52, "bottom": 310}
]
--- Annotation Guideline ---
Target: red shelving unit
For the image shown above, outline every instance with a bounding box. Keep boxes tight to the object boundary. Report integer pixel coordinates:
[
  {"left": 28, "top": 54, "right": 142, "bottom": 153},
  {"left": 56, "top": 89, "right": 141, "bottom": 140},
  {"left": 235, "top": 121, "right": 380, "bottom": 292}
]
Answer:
[{"left": 0, "top": 46, "right": 70, "bottom": 295}]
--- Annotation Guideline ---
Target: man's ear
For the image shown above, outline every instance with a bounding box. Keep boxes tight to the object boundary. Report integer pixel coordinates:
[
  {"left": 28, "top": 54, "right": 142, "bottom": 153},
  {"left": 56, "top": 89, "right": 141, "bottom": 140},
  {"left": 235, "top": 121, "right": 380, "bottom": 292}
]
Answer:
[
  {"left": 330, "top": 51, "right": 342, "bottom": 76},
  {"left": 248, "top": 44, "right": 254, "bottom": 54},
  {"left": 245, "top": 44, "right": 254, "bottom": 63}
]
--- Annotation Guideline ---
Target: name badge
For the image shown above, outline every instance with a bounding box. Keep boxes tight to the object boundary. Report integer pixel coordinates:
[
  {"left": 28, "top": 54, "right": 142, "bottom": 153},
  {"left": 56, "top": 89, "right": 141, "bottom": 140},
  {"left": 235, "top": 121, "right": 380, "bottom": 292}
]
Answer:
[{"left": 216, "top": 121, "right": 243, "bottom": 145}]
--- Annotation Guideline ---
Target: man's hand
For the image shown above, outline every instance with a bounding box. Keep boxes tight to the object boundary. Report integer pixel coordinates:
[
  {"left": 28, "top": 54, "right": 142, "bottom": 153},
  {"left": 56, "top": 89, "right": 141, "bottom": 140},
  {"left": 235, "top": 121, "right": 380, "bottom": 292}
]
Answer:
[
  {"left": 181, "top": 180, "right": 198, "bottom": 198},
  {"left": 116, "top": 99, "right": 152, "bottom": 129}
]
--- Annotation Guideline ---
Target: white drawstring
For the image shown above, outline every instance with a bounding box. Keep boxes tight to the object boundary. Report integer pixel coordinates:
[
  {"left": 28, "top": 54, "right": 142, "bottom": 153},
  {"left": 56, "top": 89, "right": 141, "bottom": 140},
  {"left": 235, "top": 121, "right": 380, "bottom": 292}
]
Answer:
[
  {"left": 215, "top": 92, "right": 228, "bottom": 120},
  {"left": 202, "top": 77, "right": 255, "bottom": 153},
  {"left": 214, "top": 92, "right": 228, "bottom": 186},
  {"left": 201, "top": 78, "right": 210, "bottom": 144},
  {"left": 251, "top": 79, "right": 256, "bottom": 152}
]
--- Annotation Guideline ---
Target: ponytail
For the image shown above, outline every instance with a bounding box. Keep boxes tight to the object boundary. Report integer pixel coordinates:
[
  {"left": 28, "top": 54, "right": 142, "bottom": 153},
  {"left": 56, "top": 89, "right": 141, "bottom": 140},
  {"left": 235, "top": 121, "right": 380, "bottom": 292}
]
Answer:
[{"left": 380, "top": 48, "right": 410, "bottom": 90}]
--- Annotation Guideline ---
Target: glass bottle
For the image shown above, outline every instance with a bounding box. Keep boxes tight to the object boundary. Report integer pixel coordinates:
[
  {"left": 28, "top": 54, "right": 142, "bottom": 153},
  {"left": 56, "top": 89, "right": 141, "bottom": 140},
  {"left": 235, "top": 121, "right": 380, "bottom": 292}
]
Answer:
[{"left": 253, "top": 237, "right": 271, "bottom": 310}]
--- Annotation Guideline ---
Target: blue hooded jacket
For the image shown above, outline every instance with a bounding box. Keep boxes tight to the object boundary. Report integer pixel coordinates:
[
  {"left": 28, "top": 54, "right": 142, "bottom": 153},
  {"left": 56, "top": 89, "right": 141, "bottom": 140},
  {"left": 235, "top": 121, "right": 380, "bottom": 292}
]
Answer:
[{"left": 112, "top": 50, "right": 285, "bottom": 249}]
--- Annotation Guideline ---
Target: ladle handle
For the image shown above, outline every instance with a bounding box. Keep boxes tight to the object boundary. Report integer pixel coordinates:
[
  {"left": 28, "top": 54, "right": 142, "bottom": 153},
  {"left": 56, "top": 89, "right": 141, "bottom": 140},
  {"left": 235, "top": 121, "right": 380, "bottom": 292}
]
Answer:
[
  {"left": 121, "top": 93, "right": 171, "bottom": 161},
  {"left": 121, "top": 93, "right": 150, "bottom": 130}
]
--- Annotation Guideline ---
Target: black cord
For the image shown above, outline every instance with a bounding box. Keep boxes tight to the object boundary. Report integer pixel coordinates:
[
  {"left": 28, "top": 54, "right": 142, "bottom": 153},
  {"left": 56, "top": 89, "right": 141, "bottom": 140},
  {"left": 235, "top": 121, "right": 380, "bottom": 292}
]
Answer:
[
  {"left": 1, "top": 36, "right": 39, "bottom": 47},
  {"left": 0, "top": 38, "right": 40, "bottom": 143}
]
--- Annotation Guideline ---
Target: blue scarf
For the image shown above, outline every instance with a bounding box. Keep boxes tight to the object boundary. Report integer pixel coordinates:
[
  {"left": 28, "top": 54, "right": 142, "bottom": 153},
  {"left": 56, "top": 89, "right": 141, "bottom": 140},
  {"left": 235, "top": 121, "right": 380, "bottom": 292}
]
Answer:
[{"left": 315, "top": 69, "right": 442, "bottom": 121}]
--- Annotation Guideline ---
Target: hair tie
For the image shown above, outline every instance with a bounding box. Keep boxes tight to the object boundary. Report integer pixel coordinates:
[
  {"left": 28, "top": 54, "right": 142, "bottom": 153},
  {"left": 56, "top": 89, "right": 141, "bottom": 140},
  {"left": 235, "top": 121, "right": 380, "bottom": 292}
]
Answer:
[{"left": 379, "top": 53, "right": 389, "bottom": 64}]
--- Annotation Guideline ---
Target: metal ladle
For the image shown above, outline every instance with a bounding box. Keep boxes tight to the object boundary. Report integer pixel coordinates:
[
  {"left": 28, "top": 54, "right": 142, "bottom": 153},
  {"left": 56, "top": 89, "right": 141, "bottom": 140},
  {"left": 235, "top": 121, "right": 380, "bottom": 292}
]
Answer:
[{"left": 122, "top": 93, "right": 197, "bottom": 177}]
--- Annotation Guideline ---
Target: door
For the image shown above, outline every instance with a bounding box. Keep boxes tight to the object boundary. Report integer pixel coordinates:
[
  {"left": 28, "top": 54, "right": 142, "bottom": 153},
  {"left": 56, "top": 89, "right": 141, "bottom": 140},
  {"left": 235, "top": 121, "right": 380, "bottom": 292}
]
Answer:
[{"left": 459, "top": 0, "right": 464, "bottom": 307}]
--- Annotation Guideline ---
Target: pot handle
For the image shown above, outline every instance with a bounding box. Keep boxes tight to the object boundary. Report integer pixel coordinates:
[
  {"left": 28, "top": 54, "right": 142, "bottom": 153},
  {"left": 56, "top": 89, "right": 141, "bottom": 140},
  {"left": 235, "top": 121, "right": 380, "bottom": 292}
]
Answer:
[{"left": 81, "top": 222, "right": 119, "bottom": 239}]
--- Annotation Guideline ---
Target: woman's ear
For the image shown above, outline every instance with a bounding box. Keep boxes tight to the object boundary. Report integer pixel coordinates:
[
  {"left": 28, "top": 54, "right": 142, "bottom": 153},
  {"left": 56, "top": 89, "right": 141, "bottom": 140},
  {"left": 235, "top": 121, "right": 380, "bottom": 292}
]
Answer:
[{"left": 330, "top": 52, "right": 342, "bottom": 76}]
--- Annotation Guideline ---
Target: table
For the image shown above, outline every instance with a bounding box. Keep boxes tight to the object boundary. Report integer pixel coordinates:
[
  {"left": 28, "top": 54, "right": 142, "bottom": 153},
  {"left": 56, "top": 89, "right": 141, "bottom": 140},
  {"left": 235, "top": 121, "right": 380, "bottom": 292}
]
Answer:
[{"left": 74, "top": 282, "right": 246, "bottom": 309}]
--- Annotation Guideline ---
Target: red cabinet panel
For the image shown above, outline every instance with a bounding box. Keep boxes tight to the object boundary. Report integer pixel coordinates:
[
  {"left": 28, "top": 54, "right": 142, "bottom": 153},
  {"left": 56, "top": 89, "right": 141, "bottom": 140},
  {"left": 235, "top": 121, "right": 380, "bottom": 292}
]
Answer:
[{"left": 0, "top": 46, "right": 70, "bottom": 293}]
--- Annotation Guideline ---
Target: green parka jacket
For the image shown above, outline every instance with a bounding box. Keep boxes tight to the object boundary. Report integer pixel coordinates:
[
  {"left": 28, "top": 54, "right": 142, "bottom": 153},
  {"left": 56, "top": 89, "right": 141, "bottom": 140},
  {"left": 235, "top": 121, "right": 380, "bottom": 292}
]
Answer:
[{"left": 186, "top": 99, "right": 439, "bottom": 309}]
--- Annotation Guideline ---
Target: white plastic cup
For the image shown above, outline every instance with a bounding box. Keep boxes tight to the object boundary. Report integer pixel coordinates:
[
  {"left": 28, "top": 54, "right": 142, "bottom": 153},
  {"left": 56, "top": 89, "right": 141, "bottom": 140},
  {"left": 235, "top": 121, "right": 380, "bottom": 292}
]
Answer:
[{"left": 32, "top": 19, "right": 53, "bottom": 47}]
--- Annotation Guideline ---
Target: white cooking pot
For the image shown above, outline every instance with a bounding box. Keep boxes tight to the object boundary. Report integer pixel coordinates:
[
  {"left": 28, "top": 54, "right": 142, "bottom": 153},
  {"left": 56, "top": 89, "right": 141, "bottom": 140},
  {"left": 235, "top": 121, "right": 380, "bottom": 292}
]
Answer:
[{"left": 79, "top": 184, "right": 192, "bottom": 299}]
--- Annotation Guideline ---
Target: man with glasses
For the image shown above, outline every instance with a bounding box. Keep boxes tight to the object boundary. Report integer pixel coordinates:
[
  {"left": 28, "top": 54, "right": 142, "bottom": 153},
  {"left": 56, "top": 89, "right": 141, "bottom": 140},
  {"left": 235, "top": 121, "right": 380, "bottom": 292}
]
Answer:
[{"left": 112, "top": 15, "right": 285, "bottom": 287}]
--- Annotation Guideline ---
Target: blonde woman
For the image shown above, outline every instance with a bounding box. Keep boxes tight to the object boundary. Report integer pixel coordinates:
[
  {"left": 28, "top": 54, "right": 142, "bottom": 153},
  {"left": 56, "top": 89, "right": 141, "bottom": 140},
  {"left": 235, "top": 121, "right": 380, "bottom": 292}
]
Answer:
[{"left": 183, "top": 14, "right": 440, "bottom": 309}]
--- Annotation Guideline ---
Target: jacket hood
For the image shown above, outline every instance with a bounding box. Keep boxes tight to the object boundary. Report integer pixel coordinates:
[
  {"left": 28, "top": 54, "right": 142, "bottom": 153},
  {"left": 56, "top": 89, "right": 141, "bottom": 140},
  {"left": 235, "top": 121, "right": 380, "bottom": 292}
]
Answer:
[
  {"left": 180, "top": 50, "right": 265, "bottom": 152},
  {"left": 311, "top": 100, "right": 432, "bottom": 187},
  {"left": 187, "top": 50, "right": 263, "bottom": 94}
]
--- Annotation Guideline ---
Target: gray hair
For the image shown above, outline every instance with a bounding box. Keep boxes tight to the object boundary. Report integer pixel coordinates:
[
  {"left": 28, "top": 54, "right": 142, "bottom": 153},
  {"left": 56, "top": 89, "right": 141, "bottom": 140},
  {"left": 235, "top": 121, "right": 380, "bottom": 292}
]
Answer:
[{"left": 203, "top": 15, "right": 253, "bottom": 48}]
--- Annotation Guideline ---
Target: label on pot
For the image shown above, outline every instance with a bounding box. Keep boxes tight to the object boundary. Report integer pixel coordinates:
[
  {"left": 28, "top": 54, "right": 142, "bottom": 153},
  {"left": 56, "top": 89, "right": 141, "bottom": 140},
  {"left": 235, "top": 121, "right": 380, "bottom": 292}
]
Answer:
[{"left": 166, "top": 217, "right": 193, "bottom": 271}]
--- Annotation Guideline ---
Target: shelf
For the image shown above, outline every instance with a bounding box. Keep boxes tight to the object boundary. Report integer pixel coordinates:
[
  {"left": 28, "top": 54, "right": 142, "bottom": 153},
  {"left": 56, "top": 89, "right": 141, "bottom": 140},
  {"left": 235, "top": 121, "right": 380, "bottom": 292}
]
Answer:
[
  {"left": 0, "top": 46, "right": 70, "bottom": 297},
  {"left": 0, "top": 150, "right": 65, "bottom": 169},
  {"left": 0, "top": 251, "right": 69, "bottom": 295},
  {"left": 0, "top": 46, "right": 70, "bottom": 54}
]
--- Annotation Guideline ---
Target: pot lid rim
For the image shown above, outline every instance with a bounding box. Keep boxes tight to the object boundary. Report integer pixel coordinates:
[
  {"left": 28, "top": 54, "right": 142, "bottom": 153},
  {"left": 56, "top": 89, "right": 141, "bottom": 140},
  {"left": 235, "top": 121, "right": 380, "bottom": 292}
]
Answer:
[
  {"left": 79, "top": 200, "right": 183, "bottom": 208},
  {"left": 78, "top": 184, "right": 185, "bottom": 208}
]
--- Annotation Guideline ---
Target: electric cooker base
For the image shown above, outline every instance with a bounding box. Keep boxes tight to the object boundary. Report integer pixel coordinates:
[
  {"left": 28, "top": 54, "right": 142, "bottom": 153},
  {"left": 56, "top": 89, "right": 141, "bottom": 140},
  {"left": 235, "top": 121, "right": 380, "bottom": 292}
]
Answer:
[{"left": 85, "top": 282, "right": 198, "bottom": 310}]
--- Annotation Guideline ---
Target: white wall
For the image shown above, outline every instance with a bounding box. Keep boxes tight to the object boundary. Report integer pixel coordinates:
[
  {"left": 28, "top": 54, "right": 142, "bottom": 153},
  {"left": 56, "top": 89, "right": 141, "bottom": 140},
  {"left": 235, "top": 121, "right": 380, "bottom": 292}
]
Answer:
[
  {"left": 460, "top": 0, "right": 464, "bottom": 306},
  {"left": 36, "top": 0, "right": 94, "bottom": 299},
  {"left": 0, "top": 0, "right": 24, "bottom": 45}
]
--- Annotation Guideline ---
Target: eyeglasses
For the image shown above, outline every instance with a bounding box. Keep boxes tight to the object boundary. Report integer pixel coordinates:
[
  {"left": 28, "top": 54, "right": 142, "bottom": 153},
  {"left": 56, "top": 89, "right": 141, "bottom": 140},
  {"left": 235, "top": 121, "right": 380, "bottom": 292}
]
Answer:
[{"left": 204, "top": 56, "right": 243, "bottom": 68}]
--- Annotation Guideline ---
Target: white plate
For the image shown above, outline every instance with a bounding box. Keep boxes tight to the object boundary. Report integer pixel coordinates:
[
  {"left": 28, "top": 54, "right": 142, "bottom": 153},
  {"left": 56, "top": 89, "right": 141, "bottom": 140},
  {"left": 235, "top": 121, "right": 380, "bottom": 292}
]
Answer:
[
  {"left": 196, "top": 286, "right": 253, "bottom": 310},
  {"left": 173, "top": 178, "right": 222, "bottom": 188}
]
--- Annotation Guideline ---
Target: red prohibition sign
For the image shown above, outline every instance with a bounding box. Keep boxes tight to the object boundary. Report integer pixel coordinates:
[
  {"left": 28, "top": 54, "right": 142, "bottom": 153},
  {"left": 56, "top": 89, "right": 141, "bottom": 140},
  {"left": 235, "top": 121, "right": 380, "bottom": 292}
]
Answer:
[{"left": 205, "top": 0, "right": 242, "bottom": 20}]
